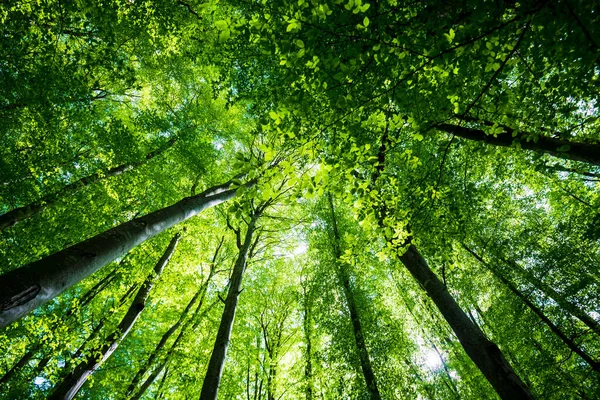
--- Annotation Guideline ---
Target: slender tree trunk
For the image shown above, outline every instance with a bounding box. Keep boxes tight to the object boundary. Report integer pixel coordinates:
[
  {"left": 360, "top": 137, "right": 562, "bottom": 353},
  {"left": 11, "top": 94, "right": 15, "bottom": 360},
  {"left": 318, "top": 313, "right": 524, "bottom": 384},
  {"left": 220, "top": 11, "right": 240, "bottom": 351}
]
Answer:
[
  {"left": 155, "top": 365, "right": 170, "bottom": 400},
  {"left": 464, "top": 245, "right": 600, "bottom": 372},
  {"left": 131, "top": 360, "right": 168, "bottom": 400},
  {"left": 436, "top": 122, "right": 600, "bottom": 166},
  {"left": 328, "top": 196, "right": 381, "bottom": 399},
  {"left": 302, "top": 287, "right": 313, "bottom": 400},
  {"left": 48, "top": 233, "right": 180, "bottom": 400},
  {"left": 69, "top": 283, "right": 140, "bottom": 369},
  {"left": 130, "top": 294, "right": 220, "bottom": 400},
  {"left": 397, "top": 244, "right": 533, "bottom": 400},
  {"left": 0, "top": 346, "right": 36, "bottom": 385},
  {"left": 127, "top": 255, "right": 219, "bottom": 395},
  {"left": 267, "top": 358, "right": 277, "bottom": 400},
  {"left": 0, "top": 138, "right": 178, "bottom": 231},
  {"left": 0, "top": 175, "right": 244, "bottom": 328},
  {"left": 499, "top": 255, "right": 600, "bottom": 336},
  {"left": 128, "top": 237, "right": 225, "bottom": 396},
  {"left": 199, "top": 215, "right": 258, "bottom": 400}
]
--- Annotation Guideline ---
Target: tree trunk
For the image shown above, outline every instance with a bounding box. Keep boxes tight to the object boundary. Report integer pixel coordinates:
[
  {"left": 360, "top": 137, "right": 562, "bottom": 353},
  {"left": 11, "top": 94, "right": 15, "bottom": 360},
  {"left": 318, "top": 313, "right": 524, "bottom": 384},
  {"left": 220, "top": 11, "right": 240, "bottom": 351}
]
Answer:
[
  {"left": 500, "top": 255, "right": 600, "bottom": 336},
  {"left": 199, "top": 215, "right": 258, "bottom": 400},
  {"left": 127, "top": 260, "right": 218, "bottom": 395},
  {"left": 0, "top": 266, "right": 118, "bottom": 385},
  {"left": 302, "top": 286, "right": 313, "bottom": 400},
  {"left": 0, "top": 175, "right": 244, "bottom": 328},
  {"left": 463, "top": 245, "right": 600, "bottom": 373},
  {"left": 69, "top": 283, "right": 140, "bottom": 369},
  {"left": 436, "top": 122, "right": 600, "bottom": 166},
  {"left": 130, "top": 292, "right": 220, "bottom": 400},
  {"left": 0, "top": 137, "right": 178, "bottom": 231},
  {"left": 397, "top": 244, "right": 533, "bottom": 400},
  {"left": 155, "top": 365, "right": 170, "bottom": 400},
  {"left": 328, "top": 196, "right": 381, "bottom": 400},
  {"left": 48, "top": 233, "right": 180, "bottom": 400}
]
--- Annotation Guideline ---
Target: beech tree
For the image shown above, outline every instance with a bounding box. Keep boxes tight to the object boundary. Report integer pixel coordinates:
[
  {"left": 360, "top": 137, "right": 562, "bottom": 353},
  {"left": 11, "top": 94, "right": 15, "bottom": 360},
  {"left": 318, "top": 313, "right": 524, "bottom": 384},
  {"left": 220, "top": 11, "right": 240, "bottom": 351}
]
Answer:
[{"left": 1, "top": 0, "right": 600, "bottom": 399}]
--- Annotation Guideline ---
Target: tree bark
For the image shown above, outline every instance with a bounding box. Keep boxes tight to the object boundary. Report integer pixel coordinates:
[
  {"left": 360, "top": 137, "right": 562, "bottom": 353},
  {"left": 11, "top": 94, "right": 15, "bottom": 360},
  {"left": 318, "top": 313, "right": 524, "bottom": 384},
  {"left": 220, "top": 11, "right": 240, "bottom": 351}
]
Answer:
[
  {"left": 0, "top": 137, "right": 178, "bottom": 231},
  {"left": 0, "top": 266, "right": 118, "bottom": 385},
  {"left": 130, "top": 298, "right": 219, "bottom": 400},
  {"left": 437, "top": 122, "right": 600, "bottom": 166},
  {"left": 302, "top": 285, "right": 313, "bottom": 400},
  {"left": 500, "top": 255, "right": 600, "bottom": 337},
  {"left": 463, "top": 245, "right": 600, "bottom": 373},
  {"left": 48, "top": 233, "right": 180, "bottom": 400},
  {"left": 126, "top": 235, "right": 223, "bottom": 396},
  {"left": 0, "top": 175, "right": 244, "bottom": 328},
  {"left": 397, "top": 244, "right": 533, "bottom": 400},
  {"left": 328, "top": 196, "right": 381, "bottom": 400},
  {"left": 199, "top": 214, "right": 258, "bottom": 400}
]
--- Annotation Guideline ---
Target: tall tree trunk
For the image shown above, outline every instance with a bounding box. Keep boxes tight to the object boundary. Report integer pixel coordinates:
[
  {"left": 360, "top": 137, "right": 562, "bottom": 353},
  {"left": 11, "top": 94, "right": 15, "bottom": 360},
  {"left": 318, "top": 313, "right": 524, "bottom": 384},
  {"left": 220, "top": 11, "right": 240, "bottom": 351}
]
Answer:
[
  {"left": 436, "top": 122, "right": 600, "bottom": 166},
  {"left": 499, "top": 254, "right": 600, "bottom": 336},
  {"left": 302, "top": 285, "right": 313, "bottom": 400},
  {"left": 0, "top": 175, "right": 245, "bottom": 328},
  {"left": 0, "top": 265, "right": 118, "bottom": 385},
  {"left": 370, "top": 130, "right": 531, "bottom": 399},
  {"left": 48, "top": 233, "right": 180, "bottom": 400},
  {"left": 464, "top": 245, "right": 600, "bottom": 372},
  {"left": 328, "top": 196, "right": 381, "bottom": 400},
  {"left": 199, "top": 214, "right": 258, "bottom": 400},
  {"left": 397, "top": 244, "right": 533, "bottom": 400},
  {"left": 126, "top": 236, "right": 223, "bottom": 396},
  {"left": 130, "top": 295, "right": 220, "bottom": 400},
  {"left": 0, "top": 137, "right": 178, "bottom": 231},
  {"left": 155, "top": 365, "right": 170, "bottom": 400}
]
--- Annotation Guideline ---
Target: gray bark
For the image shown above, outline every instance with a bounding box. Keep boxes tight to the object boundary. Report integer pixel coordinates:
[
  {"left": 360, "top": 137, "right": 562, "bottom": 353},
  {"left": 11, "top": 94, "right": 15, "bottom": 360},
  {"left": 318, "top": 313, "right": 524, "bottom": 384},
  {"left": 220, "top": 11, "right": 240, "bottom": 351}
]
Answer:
[
  {"left": 48, "top": 233, "right": 180, "bottom": 400},
  {"left": 397, "top": 244, "right": 533, "bottom": 400},
  {"left": 0, "top": 175, "right": 243, "bottom": 328},
  {"left": 199, "top": 214, "right": 258, "bottom": 400}
]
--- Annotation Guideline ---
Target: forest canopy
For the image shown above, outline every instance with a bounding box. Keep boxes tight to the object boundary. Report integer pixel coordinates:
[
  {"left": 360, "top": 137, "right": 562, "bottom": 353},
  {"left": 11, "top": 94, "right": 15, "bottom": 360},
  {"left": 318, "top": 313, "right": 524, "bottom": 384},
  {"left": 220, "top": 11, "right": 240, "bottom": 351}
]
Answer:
[{"left": 0, "top": 0, "right": 599, "bottom": 399}]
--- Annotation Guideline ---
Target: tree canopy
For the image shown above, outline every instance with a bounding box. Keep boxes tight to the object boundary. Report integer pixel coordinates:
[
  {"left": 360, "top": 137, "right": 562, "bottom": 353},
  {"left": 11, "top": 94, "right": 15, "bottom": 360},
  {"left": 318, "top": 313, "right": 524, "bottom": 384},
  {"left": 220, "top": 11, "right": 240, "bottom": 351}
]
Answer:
[{"left": 1, "top": 0, "right": 599, "bottom": 399}]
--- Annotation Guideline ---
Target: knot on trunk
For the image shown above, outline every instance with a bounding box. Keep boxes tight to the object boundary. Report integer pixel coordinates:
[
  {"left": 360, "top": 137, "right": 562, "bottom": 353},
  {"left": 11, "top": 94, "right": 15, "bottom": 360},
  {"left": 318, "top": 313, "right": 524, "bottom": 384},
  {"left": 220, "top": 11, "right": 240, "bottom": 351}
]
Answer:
[{"left": 1, "top": 284, "right": 41, "bottom": 310}]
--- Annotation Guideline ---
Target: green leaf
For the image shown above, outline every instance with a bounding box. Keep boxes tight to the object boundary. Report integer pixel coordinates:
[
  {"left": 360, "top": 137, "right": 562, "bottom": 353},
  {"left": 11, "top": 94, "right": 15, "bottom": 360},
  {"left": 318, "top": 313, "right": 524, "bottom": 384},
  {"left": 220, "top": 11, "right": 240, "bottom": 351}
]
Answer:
[
  {"left": 215, "top": 20, "right": 228, "bottom": 30},
  {"left": 219, "top": 29, "right": 230, "bottom": 41},
  {"left": 363, "top": 17, "right": 369, "bottom": 27}
]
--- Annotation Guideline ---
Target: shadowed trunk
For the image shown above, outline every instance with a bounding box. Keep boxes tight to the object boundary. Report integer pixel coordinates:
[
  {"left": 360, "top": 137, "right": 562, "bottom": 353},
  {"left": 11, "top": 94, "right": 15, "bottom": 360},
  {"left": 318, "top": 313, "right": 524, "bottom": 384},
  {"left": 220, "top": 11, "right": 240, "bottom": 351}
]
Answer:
[
  {"left": 302, "top": 285, "right": 313, "bottom": 400},
  {"left": 127, "top": 236, "right": 224, "bottom": 396},
  {"left": 500, "top": 254, "right": 600, "bottom": 336},
  {"left": 397, "top": 244, "right": 533, "bottom": 400},
  {"left": 48, "top": 233, "right": 180, "bottom": 400},
  {"left": 199, "top": 214, "right": 258, "bottom": 400},
  {"left": 0, "top": 175, "right": 245, "bottom": 328},
  {"left": 0, "top": 137, "right": 178, "bottom": 231},
  {"left": 437, "top": 122, "right": 600, "bottom": 165},
  {"left": 370, "top": 128, "right": 531, "bottom": 399},
  {"left": 328, "top": 196, "right": 381, "bottom": 400},
  {"left": 464, "top": 245, "right": 600, "bottom": 373}
]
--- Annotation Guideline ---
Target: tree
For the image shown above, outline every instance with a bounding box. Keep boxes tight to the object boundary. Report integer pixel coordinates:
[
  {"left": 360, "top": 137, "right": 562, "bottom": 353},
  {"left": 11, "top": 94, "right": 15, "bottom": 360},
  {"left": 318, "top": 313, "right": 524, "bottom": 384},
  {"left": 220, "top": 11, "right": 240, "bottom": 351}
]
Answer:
[
  {"left": 2, "top": 1, "right": 600, "bottom": 399},
  {"left": 49, "top": 233, "right": 181, "bottom": 400}
]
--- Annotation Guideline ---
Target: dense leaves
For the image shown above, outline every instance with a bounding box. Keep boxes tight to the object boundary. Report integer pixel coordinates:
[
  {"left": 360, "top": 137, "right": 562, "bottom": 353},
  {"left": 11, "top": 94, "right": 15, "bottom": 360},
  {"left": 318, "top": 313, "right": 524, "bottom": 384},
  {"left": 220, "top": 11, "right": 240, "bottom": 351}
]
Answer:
[{"left": 1, "top": 0, "right": 599, "bottom": 399}]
